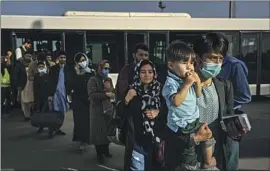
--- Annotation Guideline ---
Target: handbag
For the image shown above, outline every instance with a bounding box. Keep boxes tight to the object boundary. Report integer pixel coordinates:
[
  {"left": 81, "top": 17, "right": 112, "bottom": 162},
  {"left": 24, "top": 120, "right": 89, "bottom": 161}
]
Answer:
[
  {"left": 107, "top": 101, "right": 126, "bottom": 145},
  {"left": 155, "top": 140, "right": 165, "bottom": 166}
]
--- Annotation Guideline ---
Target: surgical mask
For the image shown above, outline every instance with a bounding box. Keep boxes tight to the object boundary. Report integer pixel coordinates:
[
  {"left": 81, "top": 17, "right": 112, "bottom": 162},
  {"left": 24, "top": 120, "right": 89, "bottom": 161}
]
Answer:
[
  {"left": 38, "top": 68, "right": 47, "bottom": 74},
  {"left": 200, "top": 62, "right": 222, "bottom": 79},
  {"left": 102, "top": 68, "right": 109, "bottom": 77},
  {"left": 78, "top": 61, "right": 88, "bottom": 69}
]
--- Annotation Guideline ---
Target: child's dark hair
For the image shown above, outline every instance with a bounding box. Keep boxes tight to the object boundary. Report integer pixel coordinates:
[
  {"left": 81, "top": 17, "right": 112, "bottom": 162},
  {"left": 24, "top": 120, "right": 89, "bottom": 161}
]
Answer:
[{"left": 166, "top": 40, "right": 196, "bottom": 63}]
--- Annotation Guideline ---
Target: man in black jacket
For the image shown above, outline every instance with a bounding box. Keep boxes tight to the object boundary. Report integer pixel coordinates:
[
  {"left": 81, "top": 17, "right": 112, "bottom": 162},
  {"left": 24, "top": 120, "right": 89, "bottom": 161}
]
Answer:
[{"left": 48, "top": 51, "right": 71, "bottom": 138}]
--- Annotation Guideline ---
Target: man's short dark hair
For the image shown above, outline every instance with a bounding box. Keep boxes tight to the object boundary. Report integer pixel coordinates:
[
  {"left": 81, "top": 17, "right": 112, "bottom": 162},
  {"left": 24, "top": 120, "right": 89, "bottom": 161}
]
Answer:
[
  {"left": 193, "top": 32, "right": 228, "bottom": 57},
  {"left": 23, "top": 39, "right": 32, "bottom": 45},
  {"left": 166, "top": 40, "right": 196, "bottom": 63},
  {"left": 56, "top": 50, "right": 67, "bottom": 57},
  {"left": 135, "top": 43, "right": 148, "bottom": 53}
]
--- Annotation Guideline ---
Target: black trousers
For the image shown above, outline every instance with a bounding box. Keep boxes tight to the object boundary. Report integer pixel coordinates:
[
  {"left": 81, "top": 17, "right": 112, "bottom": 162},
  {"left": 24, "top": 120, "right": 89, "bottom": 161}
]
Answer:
[
  {"left": 164, "top": 126, "right": 190, "bottom": 171},
  {"left": 1, "top": 87, "right": 11, "bottom": 114},
  {"left": 95, "top": 144, "right": 110, "bottom": 156}
]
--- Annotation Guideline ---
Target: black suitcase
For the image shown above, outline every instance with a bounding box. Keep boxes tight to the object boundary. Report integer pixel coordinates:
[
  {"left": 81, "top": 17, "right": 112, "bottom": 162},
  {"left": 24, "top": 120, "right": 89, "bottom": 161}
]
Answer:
[{"left": 31, "top": 102, "right": 64, "bottom": 129}]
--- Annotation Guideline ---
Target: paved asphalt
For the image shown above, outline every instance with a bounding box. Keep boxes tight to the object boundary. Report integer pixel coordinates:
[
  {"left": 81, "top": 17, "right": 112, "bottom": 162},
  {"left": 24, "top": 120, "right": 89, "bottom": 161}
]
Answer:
[{"left": 1, "top": 98, "right": 270, "bottom": 171}]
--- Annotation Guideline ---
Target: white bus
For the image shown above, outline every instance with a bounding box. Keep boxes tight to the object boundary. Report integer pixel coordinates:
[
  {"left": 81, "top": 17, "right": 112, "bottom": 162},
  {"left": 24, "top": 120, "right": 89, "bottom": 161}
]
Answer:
[{"left": 1, "top": 11, "right": 270, "bottom": 96}]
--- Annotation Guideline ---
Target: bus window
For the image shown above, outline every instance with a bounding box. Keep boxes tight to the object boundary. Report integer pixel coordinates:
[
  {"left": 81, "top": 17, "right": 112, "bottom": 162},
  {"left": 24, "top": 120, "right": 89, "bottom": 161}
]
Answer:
[
  {"left": 261, "top": 32, "right": 270, "bottom": 84},
  {"left": 149, "top": 33, "right": 167, "bottom": 65},
  {"left": 86, "top": 32, "right": 124, "bottom": 73},
  {"left": 224, "top": 32, "right": 240, "bottom": 57},
  {"left": 240, "top": 33, "right": 260, "bottom": 84}
]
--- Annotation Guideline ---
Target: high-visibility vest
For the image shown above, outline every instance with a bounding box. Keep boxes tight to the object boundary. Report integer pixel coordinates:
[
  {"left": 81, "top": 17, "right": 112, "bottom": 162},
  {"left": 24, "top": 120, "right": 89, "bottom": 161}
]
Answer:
[{"left": 1, "top": 68, "right": 10, "bottom": 87}]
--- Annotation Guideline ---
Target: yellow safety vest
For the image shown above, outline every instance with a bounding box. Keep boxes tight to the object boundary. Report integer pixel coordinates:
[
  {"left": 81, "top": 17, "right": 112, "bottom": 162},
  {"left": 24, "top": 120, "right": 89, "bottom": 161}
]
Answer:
[{"left": 1, "top": 68, "right": 10, "bottom": 87}]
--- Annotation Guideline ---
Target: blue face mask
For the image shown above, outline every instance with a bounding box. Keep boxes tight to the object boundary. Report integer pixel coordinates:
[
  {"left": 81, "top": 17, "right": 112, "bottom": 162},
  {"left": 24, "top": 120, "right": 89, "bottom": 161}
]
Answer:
[
  {"left": 200, "top": 62, "right": 222, "bottom": 79},
  {"left": 78, "top": 61, "right": 88, "bottom": 69},
  {"left": 38, "top": 68, "right": 47, "bottom": 74},
  {"left": 102, "top": 68, "right": 110, "bottom": 77}
]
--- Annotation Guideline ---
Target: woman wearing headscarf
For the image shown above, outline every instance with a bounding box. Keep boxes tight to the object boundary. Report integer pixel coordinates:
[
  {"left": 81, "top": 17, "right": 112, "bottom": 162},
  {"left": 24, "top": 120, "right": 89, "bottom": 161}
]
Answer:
[
  {"left": 87, "top": 60, "right": 114, "bottom": 164},
  {"left": 123, "top": 60, "right": 163, "bottom": 171},
  {"left": 71, "top": 53, "right": 95, "bottom": 152}
]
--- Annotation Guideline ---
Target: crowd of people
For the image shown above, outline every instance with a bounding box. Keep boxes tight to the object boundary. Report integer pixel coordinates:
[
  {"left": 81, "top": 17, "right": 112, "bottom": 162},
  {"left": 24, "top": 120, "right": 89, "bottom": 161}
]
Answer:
[{"left": 1, "top": 32, "right": 252, "bottom": 170}]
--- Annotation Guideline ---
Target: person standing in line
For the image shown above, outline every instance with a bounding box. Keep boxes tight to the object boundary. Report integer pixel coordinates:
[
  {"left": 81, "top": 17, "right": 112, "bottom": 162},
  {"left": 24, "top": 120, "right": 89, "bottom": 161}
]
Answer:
[
  {"left": 70, "top": 52, "right": 95, "bottom": 152},
  {"left": 87, "top": 60, "right": 114, "bottom": 164},
  {"left": 48, "top": 51, "right": 70, "bottom": 138},
  {"left": 115, "top": 43, "right": 149, "bottom": 102},
  {"left": 33, "top": 61, "right": 51, "bottom": 133}
]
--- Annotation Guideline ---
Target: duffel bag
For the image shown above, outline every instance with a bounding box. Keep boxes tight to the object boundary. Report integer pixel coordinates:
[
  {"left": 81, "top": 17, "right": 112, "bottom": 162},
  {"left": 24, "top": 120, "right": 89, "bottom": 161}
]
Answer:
[
  {"left": 31, "top": 101, "right": 64, "bottom": 129},
  {"left": 31, "top": 111, "right": 64, "bottom": 129}
]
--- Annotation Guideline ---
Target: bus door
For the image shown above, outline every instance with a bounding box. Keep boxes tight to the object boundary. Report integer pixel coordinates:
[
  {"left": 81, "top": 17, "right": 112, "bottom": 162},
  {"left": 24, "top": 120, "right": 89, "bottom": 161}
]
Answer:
[{"left": 64, "top": 31, "right": 85, "bottom": 66}]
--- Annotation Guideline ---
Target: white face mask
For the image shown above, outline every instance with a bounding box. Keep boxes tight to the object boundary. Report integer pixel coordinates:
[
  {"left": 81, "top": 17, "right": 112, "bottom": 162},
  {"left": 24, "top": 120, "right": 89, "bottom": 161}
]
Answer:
[
  {"left": 38, "top": 68, "right": 47, "bottom": 74},
  {"left": 78, "top": 61, "right": 88, "bottom": 69}
]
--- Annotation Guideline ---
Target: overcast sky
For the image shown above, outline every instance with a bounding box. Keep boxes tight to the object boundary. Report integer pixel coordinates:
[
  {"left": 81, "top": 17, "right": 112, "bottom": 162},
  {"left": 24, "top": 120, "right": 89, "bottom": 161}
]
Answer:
[{"left": 1, "top": 1, "right": 270, "bottom": 18}]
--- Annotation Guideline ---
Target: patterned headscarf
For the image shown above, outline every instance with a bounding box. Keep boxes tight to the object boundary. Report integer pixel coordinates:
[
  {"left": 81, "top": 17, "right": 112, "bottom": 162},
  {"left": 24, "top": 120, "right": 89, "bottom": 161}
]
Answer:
[{"left": 131, "top": 60, "right": 161, "bottom": 143}]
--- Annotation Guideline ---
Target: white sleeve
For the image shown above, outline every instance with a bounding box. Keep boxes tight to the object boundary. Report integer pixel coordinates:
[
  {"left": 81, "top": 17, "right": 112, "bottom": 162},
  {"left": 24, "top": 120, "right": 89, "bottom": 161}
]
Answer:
[{"left": 15, "top": 48, "right": 22, "bottom": 60}]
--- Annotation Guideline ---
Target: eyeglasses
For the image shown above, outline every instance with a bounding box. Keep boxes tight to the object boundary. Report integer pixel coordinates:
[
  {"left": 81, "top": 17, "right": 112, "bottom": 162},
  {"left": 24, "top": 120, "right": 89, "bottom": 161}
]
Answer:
[{"left": 103, "top": 67, "right": 110, "bottom": 70}]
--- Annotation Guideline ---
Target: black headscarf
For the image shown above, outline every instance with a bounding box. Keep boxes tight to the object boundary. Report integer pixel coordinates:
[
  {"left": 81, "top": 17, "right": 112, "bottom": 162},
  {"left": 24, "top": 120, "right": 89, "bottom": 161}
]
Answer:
[{"left": 130, "top": 60, "right": 161, "bottom": 143}]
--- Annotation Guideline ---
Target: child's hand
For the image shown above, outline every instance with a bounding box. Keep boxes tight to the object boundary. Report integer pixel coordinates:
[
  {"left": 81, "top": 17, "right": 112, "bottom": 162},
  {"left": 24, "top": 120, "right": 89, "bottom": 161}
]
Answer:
[
  {"left": 185, "top": 72, "right": 197, "bottom": 86},
  {"left": 191, "top": 71, "right": 201, "bottom": 83}
]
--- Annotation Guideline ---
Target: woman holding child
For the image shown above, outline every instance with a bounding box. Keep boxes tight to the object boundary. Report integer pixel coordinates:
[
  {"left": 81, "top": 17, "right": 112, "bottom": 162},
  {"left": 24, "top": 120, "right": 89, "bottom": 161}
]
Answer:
[
  {"left": 163, "top": 33, "right": 241, "bottom": 171},
  {"left": 87, "top": 60, "right": 114, "bottom": 164}
]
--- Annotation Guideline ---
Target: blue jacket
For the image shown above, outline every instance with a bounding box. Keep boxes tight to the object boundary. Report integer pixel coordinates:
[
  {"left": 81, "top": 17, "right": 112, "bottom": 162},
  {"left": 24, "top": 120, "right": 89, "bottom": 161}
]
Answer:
[{"left": 218, "top": 56, "right": 251, "bottom": 109}]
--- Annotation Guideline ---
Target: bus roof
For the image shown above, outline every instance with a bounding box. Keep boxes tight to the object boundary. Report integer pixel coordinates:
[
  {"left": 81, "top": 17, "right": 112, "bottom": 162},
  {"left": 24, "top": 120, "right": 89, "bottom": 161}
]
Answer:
[
  {"left": 63, "top": 11, "right": 192, "bottom": 18},
  {"left": 1, "top": 12, "right": 269, "bottom": 30}
]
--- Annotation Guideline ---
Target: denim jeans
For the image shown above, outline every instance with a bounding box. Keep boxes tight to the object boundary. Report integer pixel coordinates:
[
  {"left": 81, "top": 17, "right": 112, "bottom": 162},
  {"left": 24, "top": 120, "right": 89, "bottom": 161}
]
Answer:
[
  {"left": 225, "top": 136, "right": 239, "bottom": 170},
  {"left": 130, "top": 150, "right": 145, "bottom": 171}
]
